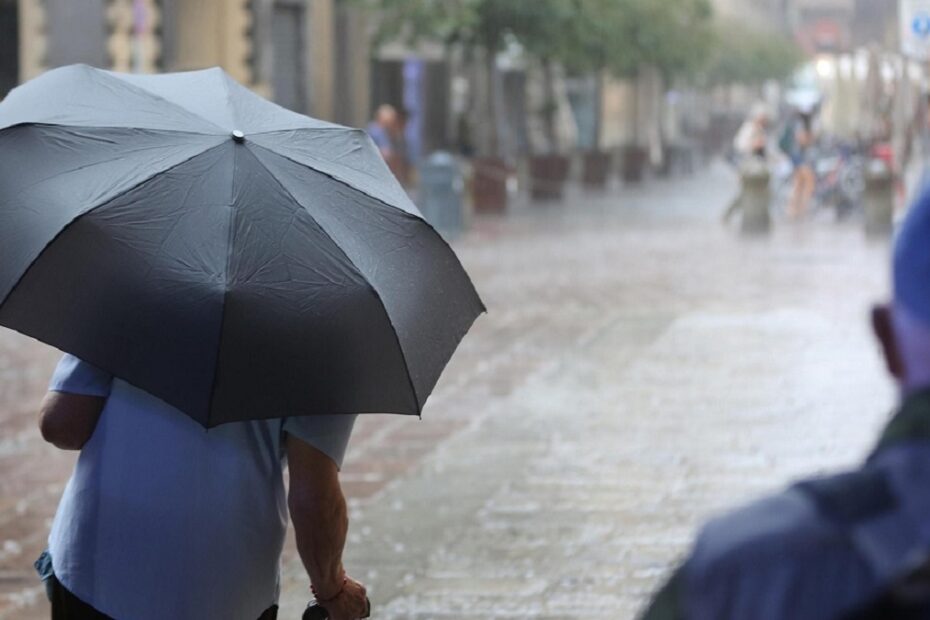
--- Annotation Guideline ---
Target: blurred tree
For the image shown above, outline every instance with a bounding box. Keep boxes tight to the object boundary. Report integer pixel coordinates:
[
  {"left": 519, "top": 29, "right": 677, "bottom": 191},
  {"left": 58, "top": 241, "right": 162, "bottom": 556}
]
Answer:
[
  {"left": 556, "top": 0, "right": 713, "bottom": 150},
  {"left": 508, "top": 0, "right": 580, "bottom": 154},
  {"left": 357, "top": 0, "right": 717, "bottom": 154},
  {"left": 360, "top": 0, "right": 537, "bottom": 157},
  {"left": 702, "top": 20, "right": 803, "bottom": 86}
]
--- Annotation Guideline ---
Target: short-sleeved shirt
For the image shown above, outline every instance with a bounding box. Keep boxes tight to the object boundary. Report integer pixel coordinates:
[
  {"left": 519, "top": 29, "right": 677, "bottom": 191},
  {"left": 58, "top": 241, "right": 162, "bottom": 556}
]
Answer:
[{"left": 47, "top": 354, "right": 357, "bottom": 620}]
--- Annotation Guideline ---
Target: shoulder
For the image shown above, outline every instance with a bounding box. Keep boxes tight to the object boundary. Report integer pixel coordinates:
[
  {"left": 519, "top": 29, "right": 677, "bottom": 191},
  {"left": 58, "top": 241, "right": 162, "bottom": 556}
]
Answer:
[
  {"left": 683, "top": 477, "right": 881, "bottom": 620},
  {"left": 689, "top": 487, "right": 835, "bottom": 577}
]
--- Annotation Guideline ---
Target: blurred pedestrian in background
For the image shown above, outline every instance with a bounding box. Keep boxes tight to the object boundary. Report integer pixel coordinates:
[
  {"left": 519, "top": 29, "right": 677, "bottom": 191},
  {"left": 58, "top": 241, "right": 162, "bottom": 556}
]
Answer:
[
  {"left": 393, "top": 107, "right": 411, "bottom": 186},
  {"left": 366, "top": 104, "right": 410, "bottom": 186},
  {"left": 782, "top": 107, "right": 818, "bottom": 219},
  {"left": 734, "top": 103, "right": 771, "bottom": 161},
  {"left": 722, "top": 103, "right": 771, "bottom": 223},
  {"left": 641, "top": 187, "right": 930, "bottom": 620},
  {"left": 366, "top": 103, "right": 398, "bottom": 159}
]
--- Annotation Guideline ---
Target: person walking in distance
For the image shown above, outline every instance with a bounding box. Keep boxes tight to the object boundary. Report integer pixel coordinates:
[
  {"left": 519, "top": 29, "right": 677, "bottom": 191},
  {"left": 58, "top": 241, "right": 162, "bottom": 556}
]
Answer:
[
  {"left": 723, "top": 103, "right": 771, "bottom": 223},
  {"left": 785, "top": 109, "right": 817, "bottom": 219}
]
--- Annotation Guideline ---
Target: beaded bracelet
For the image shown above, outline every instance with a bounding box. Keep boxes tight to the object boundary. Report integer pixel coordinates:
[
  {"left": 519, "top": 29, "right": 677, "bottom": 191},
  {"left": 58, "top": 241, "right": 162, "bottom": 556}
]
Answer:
[{"left": 311, "top": 573, "right": 348, "bottom": 603}]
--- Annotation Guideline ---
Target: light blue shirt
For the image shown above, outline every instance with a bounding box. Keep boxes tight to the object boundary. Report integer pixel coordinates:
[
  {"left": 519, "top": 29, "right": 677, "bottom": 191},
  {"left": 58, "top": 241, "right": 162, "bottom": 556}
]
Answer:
[{"left": 47, "top": 354, "right": 357, "bottom": 620}]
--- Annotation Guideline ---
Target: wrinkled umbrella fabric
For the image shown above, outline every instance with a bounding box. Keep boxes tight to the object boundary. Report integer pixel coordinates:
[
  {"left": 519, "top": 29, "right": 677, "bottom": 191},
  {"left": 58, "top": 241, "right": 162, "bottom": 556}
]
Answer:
[{"left": 0, "top": 64, "right": 484, "bottom": 427}]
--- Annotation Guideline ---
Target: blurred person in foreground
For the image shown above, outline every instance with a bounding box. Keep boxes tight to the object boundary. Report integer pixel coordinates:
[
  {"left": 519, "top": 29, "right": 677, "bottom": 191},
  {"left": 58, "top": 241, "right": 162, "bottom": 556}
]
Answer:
[
  {"left": 642, "top": 188, "right": 930, "bottom": 620},
  {"left": 35, "top": 355, "right": 368, "bottom": 620},
  {"left": 722, "top": 103, "right": 771, "bottom": 223}
]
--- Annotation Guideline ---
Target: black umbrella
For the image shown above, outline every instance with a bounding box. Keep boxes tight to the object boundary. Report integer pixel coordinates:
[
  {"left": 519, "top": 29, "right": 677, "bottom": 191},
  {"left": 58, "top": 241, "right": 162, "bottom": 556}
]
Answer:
[{"left": 0, "top": 64, "right": 484, "bottom": 427}]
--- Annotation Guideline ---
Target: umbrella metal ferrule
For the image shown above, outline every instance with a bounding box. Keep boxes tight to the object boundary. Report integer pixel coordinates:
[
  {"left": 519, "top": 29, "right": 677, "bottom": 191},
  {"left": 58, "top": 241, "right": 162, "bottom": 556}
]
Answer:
[{"left": 232, "top": 130, "right": 245, "bottom": 143}]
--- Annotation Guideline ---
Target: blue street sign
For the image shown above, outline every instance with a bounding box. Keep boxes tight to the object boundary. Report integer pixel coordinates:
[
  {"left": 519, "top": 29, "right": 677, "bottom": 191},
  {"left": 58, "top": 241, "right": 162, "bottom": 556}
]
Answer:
[
  {"left": 914, "top": 12, "right": 930, "bottom": 39},
  {"left": 903, "top": 0, "right": 930, "bottom": 59}
]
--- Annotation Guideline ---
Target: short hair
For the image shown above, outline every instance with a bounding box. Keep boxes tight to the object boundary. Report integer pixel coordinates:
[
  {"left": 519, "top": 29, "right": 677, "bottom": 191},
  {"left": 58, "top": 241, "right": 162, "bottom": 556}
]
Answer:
[{"left": 375, "top": 104, "right": 397, "bottom": 124}]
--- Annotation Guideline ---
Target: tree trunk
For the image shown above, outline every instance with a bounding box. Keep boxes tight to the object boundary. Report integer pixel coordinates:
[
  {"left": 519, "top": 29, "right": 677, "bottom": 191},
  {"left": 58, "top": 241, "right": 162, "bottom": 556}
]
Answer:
[
  {"left": 485, "top": 46, "right": 500, "bottom": 158},
  {"left": 592, "top": 71, "right": 604, "bottom": 152},
  {"left": 542, "top": 58, "right": 559, "bottom": 154}
]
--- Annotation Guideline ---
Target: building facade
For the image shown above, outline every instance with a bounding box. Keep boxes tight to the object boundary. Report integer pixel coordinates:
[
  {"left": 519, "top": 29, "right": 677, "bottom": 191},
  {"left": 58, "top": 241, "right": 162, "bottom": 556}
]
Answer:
[
  {"left": 790, "top": 0, "right": 856, "bottom": 53},
  {"left": 6, "top": 0, "right": 372, "bottom": 128},
  {"left": 850, "top": 0, "right": 898, "bottom": 50},
  {"left": 712, "top": 0, "right": 792, "bottom": 32}
]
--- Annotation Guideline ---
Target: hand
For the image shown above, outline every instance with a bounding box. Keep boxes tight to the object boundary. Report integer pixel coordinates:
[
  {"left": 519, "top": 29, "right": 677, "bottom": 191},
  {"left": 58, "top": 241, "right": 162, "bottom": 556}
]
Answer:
[{"left": 321, "top": 576, "right": 368, "bottom": 620}]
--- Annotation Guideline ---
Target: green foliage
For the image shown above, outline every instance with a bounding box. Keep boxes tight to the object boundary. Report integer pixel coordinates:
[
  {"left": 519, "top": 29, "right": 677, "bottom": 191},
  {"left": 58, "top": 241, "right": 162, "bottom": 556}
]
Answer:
[
  {"left": 356, "top": 0, "right": 472, "bottom": 50},
  {"left": 556, "top": 0, "right": 714, "bottom": 79},
  {"left": 358, "top": 0, "right": 548, "bottom": 53},
  {"left": 633, "top": 0, "right": 715, "bottom": 79},
  {"left": 358, "top": 0, "right": 714, "bottom": 79},
  {"left": 702, "top": 21, "right": 803, "bottom": 86}
]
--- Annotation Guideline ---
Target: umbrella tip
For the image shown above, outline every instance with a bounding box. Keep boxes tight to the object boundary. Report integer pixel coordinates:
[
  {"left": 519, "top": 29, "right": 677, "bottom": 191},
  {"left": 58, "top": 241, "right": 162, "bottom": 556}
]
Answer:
[{"left": 232, "top": 130, "right": 245, "bottom": 143}]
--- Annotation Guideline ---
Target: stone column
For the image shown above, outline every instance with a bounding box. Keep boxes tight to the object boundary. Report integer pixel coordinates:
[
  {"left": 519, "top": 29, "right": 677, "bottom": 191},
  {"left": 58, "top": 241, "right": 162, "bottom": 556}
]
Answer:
[
  {"left": 308, "top": 0, "right": 335, "bottom": 120},
  {"left": 17, "top": 0, "right": 46, "bottom": 82},
  {"left": 172, "top": 0, "right": 252, "bottom": 84},
  {"left": 106, "top": 0, "right": 161, "bottom": 73}
]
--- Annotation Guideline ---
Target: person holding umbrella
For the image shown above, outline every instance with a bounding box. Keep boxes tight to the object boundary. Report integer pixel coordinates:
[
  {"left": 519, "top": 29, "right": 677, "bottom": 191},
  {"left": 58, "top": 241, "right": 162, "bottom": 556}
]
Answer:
[
  {"left": 36, "top": 355, "right": 368, "bottom": 620},
  {"left": 640, "top": 188, "right": 930, "bottom": 618},
  {"left": 0, "top": 65, "right": 483, "bottom": 619}
]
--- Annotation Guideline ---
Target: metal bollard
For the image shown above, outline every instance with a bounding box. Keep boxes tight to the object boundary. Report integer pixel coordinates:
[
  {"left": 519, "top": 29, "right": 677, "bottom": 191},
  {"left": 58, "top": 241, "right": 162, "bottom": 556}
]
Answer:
[
  {"left": 417, "top": 151, "right": 465, "bottom": 239},
  {"left": 740, "top": 159, "right": 771, "bottom": 236},
  {"left": 864, "top": 159, "right": 894, "bottom": 238}
]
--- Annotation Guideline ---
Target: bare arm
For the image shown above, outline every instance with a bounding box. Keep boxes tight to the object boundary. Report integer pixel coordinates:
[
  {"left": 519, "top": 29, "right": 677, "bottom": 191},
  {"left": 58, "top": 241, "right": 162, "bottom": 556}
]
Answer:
[
  {"left": 286, "top": 434, "right": 367, "bottom": 619},
  {"left": 38, "top": 391, "right": 105, "bottom": 450}
]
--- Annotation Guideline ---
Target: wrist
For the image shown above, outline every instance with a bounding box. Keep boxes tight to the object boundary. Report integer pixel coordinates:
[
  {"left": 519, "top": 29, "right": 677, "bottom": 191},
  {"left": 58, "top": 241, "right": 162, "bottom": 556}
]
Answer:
[{"left": 311, "top": 570, "right": 347, "bottom": 603}]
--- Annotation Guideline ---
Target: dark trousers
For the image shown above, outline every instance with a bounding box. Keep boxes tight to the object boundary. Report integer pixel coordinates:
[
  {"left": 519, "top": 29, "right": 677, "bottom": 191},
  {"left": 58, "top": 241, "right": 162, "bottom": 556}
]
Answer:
[{"left": 48, "top": 575, "right": 279, "bottom": 620}]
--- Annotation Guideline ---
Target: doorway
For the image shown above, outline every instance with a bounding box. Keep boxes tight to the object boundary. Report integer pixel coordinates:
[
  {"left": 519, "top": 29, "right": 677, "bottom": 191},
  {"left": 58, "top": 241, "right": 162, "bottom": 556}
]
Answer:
[{"left": 0, "top": 0, "right": 18, "bottom": 98}]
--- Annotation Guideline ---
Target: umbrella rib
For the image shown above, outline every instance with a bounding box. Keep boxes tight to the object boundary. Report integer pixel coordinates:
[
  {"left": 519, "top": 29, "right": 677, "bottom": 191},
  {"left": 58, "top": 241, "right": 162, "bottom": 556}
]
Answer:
[
  {"left": 248, "top": 140, "right": 487, "bottom": 314},
  {"left": 99, "top": 67, "right": 228, "bottom": 133},
  {"left": 247, "top": 127, "right": 352, "bottom": 137},
  {"left": 2, "top": 130, "right": 223, "bottom": 205},
  {"left": 245, "top": 147, "right": 422, "bottom": 415},
  {"left": 0, "top": 123, "right": 222, "bottom": 138},
  {"left": 0, "top": 141, "right": 229, "bottom": 310},
  {"left": 203, "top": 190, "right": 238, "bottom": 429},
  {"left": 246, "top": 140, "right": 421, "bottom": 219},
  {"left": 219, "top": 72, "right": 237, "bottom": 132}
]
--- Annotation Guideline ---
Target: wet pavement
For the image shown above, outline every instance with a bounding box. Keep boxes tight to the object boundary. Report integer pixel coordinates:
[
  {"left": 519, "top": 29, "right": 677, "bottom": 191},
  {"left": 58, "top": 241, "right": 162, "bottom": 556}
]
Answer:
[{"left": 0, "top": 162, "right": 896, "bottom": 619}]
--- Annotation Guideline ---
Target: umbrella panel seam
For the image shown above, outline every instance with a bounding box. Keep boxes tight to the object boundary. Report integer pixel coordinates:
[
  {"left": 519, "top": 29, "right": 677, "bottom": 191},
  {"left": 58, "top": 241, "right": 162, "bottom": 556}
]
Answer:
[
  {"left": 0, "top": 122, "right": 226, "bottom": 137},
  {"left": 203, "top": 169, "right": 239, "bottom": 429},
  {"left": 1, "top": 129, "right": 226, "bottom": 207},
  {"left": 246, "top": 140, "right": 422, "bottom": 220},
  {"left": 96, "top": 66, "right": 229, "bottom": 133},
  {"left": 243, "top": 145, "right": 422, "bottom": 415},
  {"left": 0, "top": 140, "right": 229, "bottom": 310},
  {"left": 247, "top": 140, "right": 486, "bottom": 319}
]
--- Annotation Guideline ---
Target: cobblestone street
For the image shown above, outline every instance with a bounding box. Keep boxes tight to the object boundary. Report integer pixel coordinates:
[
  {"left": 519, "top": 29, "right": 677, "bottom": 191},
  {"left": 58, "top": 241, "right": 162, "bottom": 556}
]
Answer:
[{"left": 0, "top": 163, "right": 896, "bottom": 619}]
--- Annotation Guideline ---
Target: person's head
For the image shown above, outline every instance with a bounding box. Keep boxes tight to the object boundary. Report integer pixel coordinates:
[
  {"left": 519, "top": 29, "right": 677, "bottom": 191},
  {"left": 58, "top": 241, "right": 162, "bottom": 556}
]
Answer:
[
  {"left": 874, "top": 191, "right": 930, "bottom": 395},
  {"left": 750, "top": 103, "right": 770, "bottom": 128},
  {"left": 374, "top": 104, "right": 398, "bottom": 129},
  {"left": 798, "top": 111, "right": 813, "bottom": 132}
]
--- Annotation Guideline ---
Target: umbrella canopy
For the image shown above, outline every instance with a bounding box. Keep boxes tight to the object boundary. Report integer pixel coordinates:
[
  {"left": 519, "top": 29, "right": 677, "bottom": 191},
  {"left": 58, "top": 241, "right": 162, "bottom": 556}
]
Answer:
[{"left": 0, "top": 64, "right": 484, "bottom": 427}]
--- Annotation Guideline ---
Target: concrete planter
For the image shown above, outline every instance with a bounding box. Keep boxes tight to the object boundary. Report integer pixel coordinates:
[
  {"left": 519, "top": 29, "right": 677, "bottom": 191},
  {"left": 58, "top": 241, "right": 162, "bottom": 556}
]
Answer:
[
  {"left": 529, "top": 154, "right": 571, "bottom": 202},
  {"left": 622, "top": 145, "right": 648, "bottom": 183},
  {"left": 472, "top": 157, "right": 509, "bottom": 214},
  {"left": 582, "top": 150, "right": 612, "bottom": 189}
]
